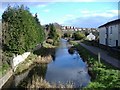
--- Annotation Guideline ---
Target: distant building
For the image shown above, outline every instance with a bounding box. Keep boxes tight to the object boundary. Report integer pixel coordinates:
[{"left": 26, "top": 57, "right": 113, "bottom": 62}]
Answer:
[
  {"left": 86, "top": 33, "right": 96, "bottom": 41},
  {"left": 98, "top": 19, "right": 120, "bottom": 47}
]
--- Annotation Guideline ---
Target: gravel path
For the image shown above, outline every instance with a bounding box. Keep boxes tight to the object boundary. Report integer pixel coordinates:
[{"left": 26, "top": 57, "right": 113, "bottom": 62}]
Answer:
[{"left": 79, "top": 42, "right": 120, "bottom": 69}]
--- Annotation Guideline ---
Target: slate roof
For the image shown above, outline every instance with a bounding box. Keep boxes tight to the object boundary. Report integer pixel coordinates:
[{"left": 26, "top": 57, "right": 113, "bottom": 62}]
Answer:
[{"left": 98, "top": 19, "right": 120, "bottom": 28}]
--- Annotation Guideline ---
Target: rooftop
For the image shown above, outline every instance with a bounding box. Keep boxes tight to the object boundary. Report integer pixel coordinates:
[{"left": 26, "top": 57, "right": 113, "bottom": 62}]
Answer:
[{"left": 98, "top": 19, "right": 120, "bottom": 28}]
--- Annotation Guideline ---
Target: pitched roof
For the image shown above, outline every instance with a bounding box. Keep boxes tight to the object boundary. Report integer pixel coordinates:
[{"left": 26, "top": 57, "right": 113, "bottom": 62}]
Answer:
[{"left": 98, "top": 19, "right": 120, "bottom": 28}]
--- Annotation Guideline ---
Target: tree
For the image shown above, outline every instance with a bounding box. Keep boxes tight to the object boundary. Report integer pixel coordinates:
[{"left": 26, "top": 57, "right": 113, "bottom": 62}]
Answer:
[
  {"left": 72, "top": 31, "right": 85, "bottom": 40},
  {"left": 2, "top": 5, "right": 45, "bottom": 54},
  {"left": 48, "top": 24, "right": 56, "bottom": 39},
  {"left": 46, "top": 23, "right": 60, "bottom": 45}
]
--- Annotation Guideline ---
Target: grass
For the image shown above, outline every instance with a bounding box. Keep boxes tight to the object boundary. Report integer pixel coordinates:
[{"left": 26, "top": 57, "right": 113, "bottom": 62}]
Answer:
[
  {"left": 82, "top": 40, "right": 120, "bottom": 60},
  {"left": 0, "top": 63, "right": 10, "bottom": 77},
  {"left": 34, "top": 55, "right": 52, "bottom": 64},
  {"left": 69, "top": 40, "right": 78, "bottom": 45},
  {"left": 20, "top": 74, "right": 74, "bottom": 89},
  {"left": 15, "top": 52, "right": 52, "bottom": 75},
  {"left": 73, "top": 43, "right": 120, "bottom": 89},
  {"left": 0, "top": 49, "right": 12, "bottom": 77},
  {"left": 15, "top": 53, "right": 37, "bottom": 75},
  {"left": 15, "top": 42, "right": 56, "bottom": 75},
  {"left": 43, "top": 42, "right": 56, "bottom": 48}
]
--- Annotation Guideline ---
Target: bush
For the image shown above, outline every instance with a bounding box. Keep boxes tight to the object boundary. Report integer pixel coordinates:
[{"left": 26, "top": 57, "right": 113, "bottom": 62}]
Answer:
[
  {"left": 73, "top": 31, "right": 85, "bottom": 40},
  {"left": 73, "top": 44, "right": 120, "bottom": 89},
  {"left": 63, "top": 33, "right": 71, "bottom": 37},
  {"left": 46, "top": 39, "right": 54, "bottom": 45}
]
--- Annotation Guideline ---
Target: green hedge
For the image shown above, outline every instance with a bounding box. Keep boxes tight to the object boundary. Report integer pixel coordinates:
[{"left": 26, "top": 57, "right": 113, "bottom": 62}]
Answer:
[{"left": 74, "top": 44, "right": 120, "bottom": 89}]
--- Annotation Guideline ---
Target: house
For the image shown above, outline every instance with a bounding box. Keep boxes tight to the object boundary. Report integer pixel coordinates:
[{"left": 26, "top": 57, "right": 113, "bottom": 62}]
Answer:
[
  {"left": 86, "top": 33, "right": 96, "bottom": 41},
  {"left": 98, "top": 19, "right": 120, "bottom": 47}
]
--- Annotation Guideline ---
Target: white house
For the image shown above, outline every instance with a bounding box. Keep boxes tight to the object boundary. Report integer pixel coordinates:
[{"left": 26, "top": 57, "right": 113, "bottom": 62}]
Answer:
[
  {"left": 86, "top": 33, "right": 96, "bottom": 41},
  {"left": 98, "top": 19, "right": 120, "bottom": 47}
]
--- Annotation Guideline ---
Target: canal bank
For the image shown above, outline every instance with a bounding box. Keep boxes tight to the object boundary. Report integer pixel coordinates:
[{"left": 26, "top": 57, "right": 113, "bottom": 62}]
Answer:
[
  {"left": 1, "top": 43, "right": 56, "bottom": 89},
  {"left": 0, "top": 69, "right": 13, "bottom": 89},
  {"left": 2, "top": 39, "right": 90, "bottom": 89},
  {"left": 72, "top": 43, "right": 120, "bottom": 89},
  {"left": 79, "top": 42, "right": 120, "bottom": 69}
]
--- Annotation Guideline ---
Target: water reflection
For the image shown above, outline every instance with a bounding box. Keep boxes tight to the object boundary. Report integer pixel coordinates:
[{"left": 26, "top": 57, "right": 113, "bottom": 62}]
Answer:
[
  {"left": 45, "top": 39, "right": 90, "bottom": 87},
  {"left": 17, "top": 64, "right": 47, "bottom": 88}
]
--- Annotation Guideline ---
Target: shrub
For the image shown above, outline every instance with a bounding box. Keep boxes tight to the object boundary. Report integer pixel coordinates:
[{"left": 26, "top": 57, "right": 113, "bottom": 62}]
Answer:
[
  {"left": 46, "top": 39, "right": 53, "bottom": 45},
  {"left": 73, "top": 31, "right": 85, "bottom": 40}
]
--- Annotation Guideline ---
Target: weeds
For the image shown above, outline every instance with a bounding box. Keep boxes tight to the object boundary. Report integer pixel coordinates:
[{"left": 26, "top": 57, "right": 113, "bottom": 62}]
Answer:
[{"left": 73, "top": 44, "right": 120, "bottom": 89}]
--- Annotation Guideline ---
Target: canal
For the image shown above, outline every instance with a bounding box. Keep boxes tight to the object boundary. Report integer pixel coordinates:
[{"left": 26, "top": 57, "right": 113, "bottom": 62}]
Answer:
[{"left": 2, "top": 39, "right": 90, "bottom": 88}]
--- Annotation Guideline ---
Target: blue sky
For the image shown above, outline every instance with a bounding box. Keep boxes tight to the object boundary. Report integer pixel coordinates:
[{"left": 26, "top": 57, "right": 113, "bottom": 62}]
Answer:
[{"left": 0, "top": 1, "right": 119, "bottom": 28}]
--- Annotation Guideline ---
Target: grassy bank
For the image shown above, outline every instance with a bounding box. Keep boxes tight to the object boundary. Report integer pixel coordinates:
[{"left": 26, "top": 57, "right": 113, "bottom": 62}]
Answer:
[
  {"left": 1, "top": 49, "right": 12, "bottom": 77},
  {"left": 0, "top": 63, "right": 10, "bottom": 78},
  {"left": 15, "top": 42, "right": 56, "bottom": 75},
  {"left": 73, "top": 43, "right": 120, "bottom": 89},
  {"left": 15, "top": 53, "right": 37, "bottom": 75},
  {"left": 81, "top": 40, "right": 120, "bottom": 60}
]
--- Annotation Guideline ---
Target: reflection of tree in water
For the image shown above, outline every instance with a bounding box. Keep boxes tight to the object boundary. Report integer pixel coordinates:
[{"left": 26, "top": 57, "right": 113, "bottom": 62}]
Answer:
[
  {"left": 17, "top": 64, "right": 47, "bottom": 88},
  {"left": 28, "top": 64, "right": 47, "bottom": 78}
]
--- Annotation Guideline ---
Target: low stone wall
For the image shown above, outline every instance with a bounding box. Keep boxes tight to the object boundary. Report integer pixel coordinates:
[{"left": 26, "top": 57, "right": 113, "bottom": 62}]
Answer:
[
  {"left": 0, "top": 69, "right": 13, "bottom": 89},
  {"left": 12, "top": 52, "right": 31, "bottom": 71},
  {"left": 0, "top": 52, "right": 31, "bottom": 89}
]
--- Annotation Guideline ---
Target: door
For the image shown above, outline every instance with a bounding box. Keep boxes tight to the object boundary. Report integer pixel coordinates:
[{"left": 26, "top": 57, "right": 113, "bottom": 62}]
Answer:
[{"left": 116, "top": 40, "right": 118, "bottom": 47}]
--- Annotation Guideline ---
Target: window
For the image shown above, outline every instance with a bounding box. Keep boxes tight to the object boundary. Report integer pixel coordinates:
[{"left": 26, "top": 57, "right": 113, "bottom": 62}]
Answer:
[
  {"left": 106, "top": 27, "right": 108, "bottom": 34},
  {"left": 110, "top": 26, "right": 112, "bottom": 34}
]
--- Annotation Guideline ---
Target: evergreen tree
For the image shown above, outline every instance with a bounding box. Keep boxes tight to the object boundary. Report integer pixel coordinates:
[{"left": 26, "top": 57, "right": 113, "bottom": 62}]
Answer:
[
  {"left": 48, "top": 24, "right": 56, "bottom": 39},
  {"left": 2, "top": 5, "right": 45, "bottom": 54}
]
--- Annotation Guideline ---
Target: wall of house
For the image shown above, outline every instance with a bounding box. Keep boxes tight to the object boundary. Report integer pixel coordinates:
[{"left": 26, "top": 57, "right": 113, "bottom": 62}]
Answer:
[
  {"left": 99, "top": 27, "right": 106, "bottom": 45},
  {"left": 118, "top": 24, "right": 120, "bottom": 46},
  {"left": 108, "top": 24, "right": 119, "bottom": 47},
  {"left": 99, "top": 24, "right": 120, "bottom": 47},
  {"left": 86, "top": 33, "right": 95, "bottom": 41}
]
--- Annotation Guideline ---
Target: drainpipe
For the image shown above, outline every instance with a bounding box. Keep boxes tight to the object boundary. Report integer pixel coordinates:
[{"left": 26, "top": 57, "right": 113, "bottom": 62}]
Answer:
[{"left": 105, "top": 26, "right": 109, "bottom": 51}]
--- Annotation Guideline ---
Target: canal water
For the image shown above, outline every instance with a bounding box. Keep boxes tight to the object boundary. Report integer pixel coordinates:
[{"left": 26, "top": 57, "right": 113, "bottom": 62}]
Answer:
[{"left": 2, "top": 39, "right": 90, "bottom": 88}]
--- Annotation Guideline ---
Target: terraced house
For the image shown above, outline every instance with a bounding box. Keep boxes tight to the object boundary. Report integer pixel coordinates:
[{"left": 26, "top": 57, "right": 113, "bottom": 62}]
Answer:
[{"left": 98, "top": 19, "right": 120, "bottom": 47}]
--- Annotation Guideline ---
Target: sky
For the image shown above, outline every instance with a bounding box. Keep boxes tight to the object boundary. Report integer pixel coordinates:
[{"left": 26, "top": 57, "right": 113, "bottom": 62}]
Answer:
[{"left": 0, "top": 1, "right": 120, "bottom": 28}]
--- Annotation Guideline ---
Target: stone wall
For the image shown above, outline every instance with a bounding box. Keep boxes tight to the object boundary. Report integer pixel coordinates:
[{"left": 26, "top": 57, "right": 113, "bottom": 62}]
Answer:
[
  {"left": 0, "top": 52, "right": 31, "bottom": 89},
  {"left": 12, "top": 52, "right": 31, "bottom": 71},
  {"left": 0, "top": 69, "right": 13, "bottom": 89}
]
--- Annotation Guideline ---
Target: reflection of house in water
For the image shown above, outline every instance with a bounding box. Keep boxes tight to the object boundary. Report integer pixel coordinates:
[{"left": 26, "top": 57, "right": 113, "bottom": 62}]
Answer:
[
  {"left": 86, "top": 33, "right": 96, "bottom": 41},
  {"left": 98, "top": 19, "right": 120, "bottom": 47}
]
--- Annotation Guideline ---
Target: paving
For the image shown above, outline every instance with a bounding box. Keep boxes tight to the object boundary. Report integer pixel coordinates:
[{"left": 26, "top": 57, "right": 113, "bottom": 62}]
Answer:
[{"left": 79, "top": 42, "right": 120, "bottom": 69}]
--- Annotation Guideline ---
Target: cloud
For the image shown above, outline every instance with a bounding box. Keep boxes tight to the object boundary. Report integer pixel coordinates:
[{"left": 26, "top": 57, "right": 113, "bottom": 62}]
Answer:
[
  {"left": 63, "top": 15, "right": 118, "bottom": 28},
  {"left": 57, "top": 14, "right": 74, "bottom": 24},
  {"left": 1, "top": 0, "right": 119, "bottom": 2},
  {"left": 63, "top": 14, "right": 74, "bottom": 19},
  {"left": 80, "top": 9, "right": 118, "bottom": 18},
  {"left": 61, "top": 9, "right": 118, "bottom": 27},
  {"left": 43, "top": 9, "right": 50, "bottom": 12},
  {"left": 0, "top": 7, "right": 6, "bottom": 18},
  {"left": 37, "top": 4, "right": 47, "bottom": 8},
  {"left": 80, "top": 10, "right": 90, "bottom": 14},
  {"left": 0, "top": 8, "right": 4, "bottom": 13},
  {"left": 55, "top": 0, "right": 94, "bottom": 2},
  {"left": 66, "top": 14, "right": 74, "bottom": 17}
]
